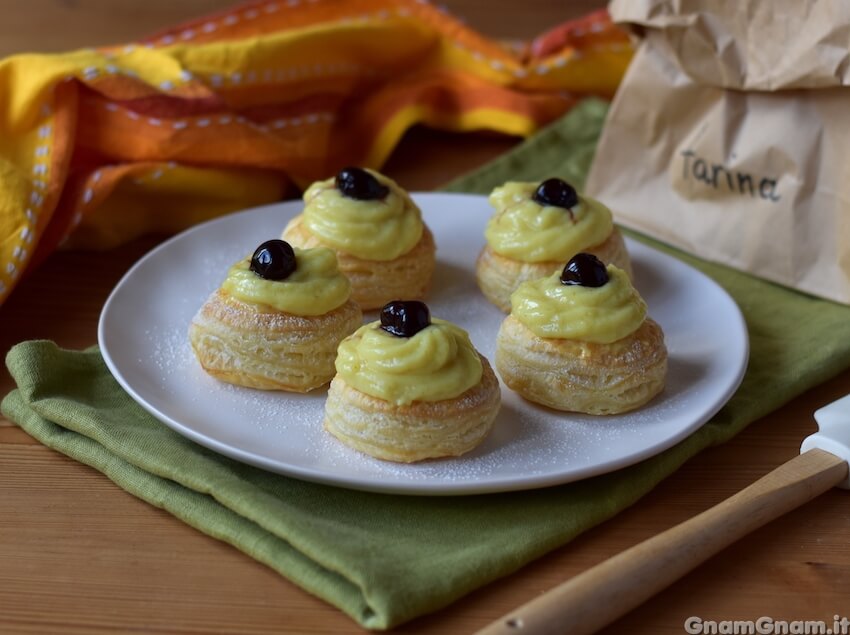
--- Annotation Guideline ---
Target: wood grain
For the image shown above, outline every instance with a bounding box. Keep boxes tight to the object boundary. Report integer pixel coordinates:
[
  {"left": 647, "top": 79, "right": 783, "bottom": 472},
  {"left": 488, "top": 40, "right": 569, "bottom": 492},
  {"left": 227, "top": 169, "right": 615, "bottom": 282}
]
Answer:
[
  {"left": 478, "top": 449, "right": 849, "bottom": 635},
  {"left": 2, "top": 1, "right": 850, "bottom": 634},
  {"left": 0, "top": 0, "right": 577, "bottom": 57}
]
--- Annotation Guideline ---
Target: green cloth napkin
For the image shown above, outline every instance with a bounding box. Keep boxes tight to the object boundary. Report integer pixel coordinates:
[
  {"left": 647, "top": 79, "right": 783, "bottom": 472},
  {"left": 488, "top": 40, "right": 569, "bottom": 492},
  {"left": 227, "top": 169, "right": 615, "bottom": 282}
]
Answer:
[{"left": 6, "top": 99, "right": 850, "bottom": 630}]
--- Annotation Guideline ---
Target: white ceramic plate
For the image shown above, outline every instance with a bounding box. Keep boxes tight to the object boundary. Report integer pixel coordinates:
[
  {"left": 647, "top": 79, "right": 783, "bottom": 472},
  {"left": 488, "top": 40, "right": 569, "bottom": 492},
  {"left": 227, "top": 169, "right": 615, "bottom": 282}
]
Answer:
[{"left": 99, "top": 193, "right": 748, "bottom": 495}]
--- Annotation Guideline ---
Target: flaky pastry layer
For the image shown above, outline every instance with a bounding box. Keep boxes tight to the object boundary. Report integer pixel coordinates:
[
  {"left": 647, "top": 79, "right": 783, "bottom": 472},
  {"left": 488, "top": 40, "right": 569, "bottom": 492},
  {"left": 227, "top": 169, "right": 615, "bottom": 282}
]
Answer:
[
  {"left": 476, "top": 227, "right": 632, "bottom": 312},
  {"left": 189, "top": 290, "right": 362, "bottom": 392},
  {"left": 495, "top": 315, "right": 666, "bottom": 415},
  {"left": 282, "top": 214, "right": 435, "bottom": 310},
  {"left": 323, "top": 354, "right": 501, "bottom": 462}
]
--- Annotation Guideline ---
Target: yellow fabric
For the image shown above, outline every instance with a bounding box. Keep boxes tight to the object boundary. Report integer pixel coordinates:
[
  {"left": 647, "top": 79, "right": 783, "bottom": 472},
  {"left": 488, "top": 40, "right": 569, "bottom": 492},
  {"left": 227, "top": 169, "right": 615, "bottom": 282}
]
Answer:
[{"left": 0, "top": 1, "right": 632, "bottom": 306}]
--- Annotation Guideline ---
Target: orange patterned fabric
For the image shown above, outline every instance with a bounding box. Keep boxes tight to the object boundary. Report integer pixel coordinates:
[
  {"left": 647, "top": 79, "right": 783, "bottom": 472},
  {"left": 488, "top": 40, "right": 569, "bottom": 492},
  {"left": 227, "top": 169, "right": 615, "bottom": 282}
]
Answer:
[{"left": 0, "top": 0, "right": 631, "bottom": 306}]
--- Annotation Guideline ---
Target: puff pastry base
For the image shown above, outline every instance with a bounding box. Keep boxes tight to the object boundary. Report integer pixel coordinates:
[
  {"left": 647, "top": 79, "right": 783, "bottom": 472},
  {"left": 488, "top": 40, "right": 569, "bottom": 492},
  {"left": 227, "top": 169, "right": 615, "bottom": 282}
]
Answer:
[
  {"left": 323, "top": 355, "right": 501, "bottom": 462},
  {"left": 476, "top": 227, "right": 632, "bottom": 312},
  {"left": 189, "top": 290, "right": 362, "bottom": 392},
  {"left": 496, "top": 315, "right": 666, "bottom": 415},
  {"left": 282, "top": 214, "right": 436, "bottom": 310}
]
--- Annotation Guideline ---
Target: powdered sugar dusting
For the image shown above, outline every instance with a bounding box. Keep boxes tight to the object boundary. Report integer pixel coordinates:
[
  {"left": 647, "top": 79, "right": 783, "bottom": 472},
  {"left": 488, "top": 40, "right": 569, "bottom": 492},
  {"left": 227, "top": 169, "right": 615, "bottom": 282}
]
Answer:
[{"left": 100, "top": 195, "right": 748, "bottom": 495}]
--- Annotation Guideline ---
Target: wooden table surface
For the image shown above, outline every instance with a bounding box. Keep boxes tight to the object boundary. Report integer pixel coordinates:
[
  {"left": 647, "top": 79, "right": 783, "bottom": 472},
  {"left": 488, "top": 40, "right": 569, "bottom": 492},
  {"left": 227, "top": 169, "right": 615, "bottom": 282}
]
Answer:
[{"left": 2, "top": 1, "right": 849, "bottom": 634}]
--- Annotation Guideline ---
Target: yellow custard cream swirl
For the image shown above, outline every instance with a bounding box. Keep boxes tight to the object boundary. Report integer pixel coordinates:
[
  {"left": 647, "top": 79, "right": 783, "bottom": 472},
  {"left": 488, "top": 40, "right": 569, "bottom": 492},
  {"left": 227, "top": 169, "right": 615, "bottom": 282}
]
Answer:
[
  {"left": 302, "top": 170, "right": 423, "bottom": 261},
  {"left": 221, "top": 247, "right": 351, "bottom": 316},
  {"left": 511, "top": 266, "right": 646, "bottom": 343},
  {"left": 335, "top": 319, "right": 483, "bottom": 406},
  {"left": 485, "top": 182, "right": 614, "bottom": 263}
]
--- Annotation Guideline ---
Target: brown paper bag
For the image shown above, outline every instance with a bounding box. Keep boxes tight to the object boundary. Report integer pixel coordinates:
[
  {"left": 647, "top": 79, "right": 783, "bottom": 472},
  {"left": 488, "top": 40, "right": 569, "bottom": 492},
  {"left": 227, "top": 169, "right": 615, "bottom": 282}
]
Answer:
[{"left": 585, "top": 0, "right": 850, "bottom": 304}]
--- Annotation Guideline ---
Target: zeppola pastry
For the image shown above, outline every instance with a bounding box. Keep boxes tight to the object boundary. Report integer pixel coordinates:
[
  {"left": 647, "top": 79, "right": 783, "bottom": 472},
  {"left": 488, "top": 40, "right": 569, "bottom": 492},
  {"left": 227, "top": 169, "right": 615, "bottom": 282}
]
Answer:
[
  {"left": 282, "top": 167, "right": 435, "bottom": 310},
  {"left": 324, "top": 300, "right": 501, "bottom": 462},
  {"left": 496, "top": 253, "right": 666, "bottom": 415},
  {"left": 189, "top": 239, "right": 362, "bottom": 392},
  {"left": 477, "top": 178, "right": 632, "bottom": 312}
]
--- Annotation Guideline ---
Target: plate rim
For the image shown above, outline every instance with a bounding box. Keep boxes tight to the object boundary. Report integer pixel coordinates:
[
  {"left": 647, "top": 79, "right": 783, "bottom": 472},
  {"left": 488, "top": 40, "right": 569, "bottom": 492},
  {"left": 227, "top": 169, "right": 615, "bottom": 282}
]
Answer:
[{"left": 98, "top": 192, "right": 750, "bottom": 496}]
